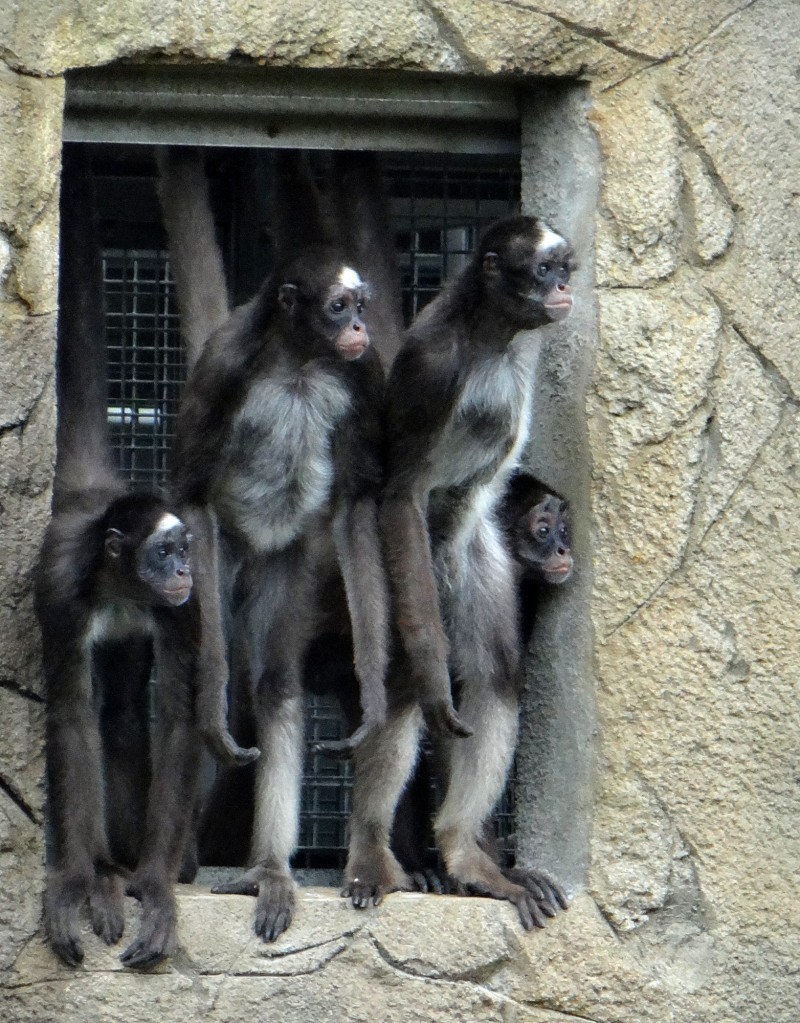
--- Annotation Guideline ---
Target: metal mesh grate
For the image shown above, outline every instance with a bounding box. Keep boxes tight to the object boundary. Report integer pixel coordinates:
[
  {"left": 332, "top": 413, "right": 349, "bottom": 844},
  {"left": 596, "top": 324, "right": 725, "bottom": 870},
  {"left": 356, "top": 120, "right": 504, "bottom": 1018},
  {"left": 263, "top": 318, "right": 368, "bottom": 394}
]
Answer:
[
  {"left": 387, "top": 155, "right": 520, "bottom": 321},
  {"left": 100, "top": 151, "right": 519, "bottom": 869},
  {"left": 104, "top": 250, "right": 184, "bottom": 488}
]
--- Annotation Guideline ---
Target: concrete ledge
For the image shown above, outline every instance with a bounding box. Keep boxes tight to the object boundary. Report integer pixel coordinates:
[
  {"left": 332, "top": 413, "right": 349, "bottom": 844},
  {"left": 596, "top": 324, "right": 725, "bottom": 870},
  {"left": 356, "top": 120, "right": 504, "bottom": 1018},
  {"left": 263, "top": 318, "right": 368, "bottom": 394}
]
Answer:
[{"left": 4, "top": 890, "right": 673, "bottom": 1022}]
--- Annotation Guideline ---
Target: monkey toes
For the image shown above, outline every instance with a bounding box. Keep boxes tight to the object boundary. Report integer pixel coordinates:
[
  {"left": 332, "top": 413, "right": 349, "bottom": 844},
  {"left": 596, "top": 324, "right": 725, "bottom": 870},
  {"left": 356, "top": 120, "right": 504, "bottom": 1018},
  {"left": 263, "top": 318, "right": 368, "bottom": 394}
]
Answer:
[
  {"left": 502, "top": 866, "right": 570, "bottom": 920},
  {"left": 119, "top": 907, "right": 177, "bottom": 969},
  {"left": 212, "top": 867, "right": 296, "bottom": 942},
  {"left": 254, "top": 874, "right": 296, "bottom": 942},
  {"left": 89, "top": 870, "right": 126, "bottom": 947},
  {"left": 343, "top": 853, "right": 413, "bottom": 908}
]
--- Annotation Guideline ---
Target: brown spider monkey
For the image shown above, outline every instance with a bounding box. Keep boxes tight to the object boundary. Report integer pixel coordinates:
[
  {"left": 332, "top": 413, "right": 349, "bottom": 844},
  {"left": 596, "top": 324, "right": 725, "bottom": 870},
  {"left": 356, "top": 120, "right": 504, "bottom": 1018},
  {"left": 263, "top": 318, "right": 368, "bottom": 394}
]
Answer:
[
  {"left": 36, "top": 146, "right": 248, "bottom": 970},
  {"left": 156, "top": 149, "right": 403, "bottom": 874},
  {"left": 502, "top": 472, "right": 574, "bottom": 645},
  {"left": 161, "top": 147, "right": 391, "bottom": 942},
  {"left": 342, "top": 216, "right": 575, "bottom": 929}
]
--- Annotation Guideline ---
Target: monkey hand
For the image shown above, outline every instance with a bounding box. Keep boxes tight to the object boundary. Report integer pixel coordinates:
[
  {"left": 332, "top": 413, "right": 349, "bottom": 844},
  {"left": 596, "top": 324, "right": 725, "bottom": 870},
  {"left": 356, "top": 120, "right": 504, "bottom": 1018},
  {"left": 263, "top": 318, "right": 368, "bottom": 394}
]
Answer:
[
  {"left": 309, "top": 719, "right": 374, "bottom": 760},
  {"left": 202, "top": 724, "right": 261, "bottom": 767},
  {"left": 120, "top": 872, "right": 177, "bottom": 969},
  {"left": 423, "top": 698, "right": 474, "bottom": 739}
]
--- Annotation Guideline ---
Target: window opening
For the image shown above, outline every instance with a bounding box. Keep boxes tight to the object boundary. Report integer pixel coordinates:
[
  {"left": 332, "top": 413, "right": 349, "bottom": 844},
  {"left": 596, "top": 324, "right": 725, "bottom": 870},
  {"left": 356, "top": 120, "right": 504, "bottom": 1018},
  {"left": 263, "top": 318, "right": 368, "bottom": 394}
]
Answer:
[{"left": 92, "top": 146, "right": 520, "bottom": 872}]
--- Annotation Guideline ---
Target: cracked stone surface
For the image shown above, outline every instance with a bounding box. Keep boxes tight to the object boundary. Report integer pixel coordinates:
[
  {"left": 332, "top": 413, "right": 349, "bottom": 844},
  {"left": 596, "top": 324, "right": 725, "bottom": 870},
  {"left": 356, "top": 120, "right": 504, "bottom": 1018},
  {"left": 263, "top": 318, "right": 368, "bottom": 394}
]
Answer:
[{"left": 0, "top": 1, "right": 799, "bottom": 1021}]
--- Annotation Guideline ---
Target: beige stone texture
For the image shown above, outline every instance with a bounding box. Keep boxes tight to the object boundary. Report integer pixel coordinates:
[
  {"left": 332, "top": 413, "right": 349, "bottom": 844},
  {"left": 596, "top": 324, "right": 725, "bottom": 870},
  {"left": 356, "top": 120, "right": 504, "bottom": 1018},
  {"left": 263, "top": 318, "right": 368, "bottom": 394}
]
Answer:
[{"left": 0, "top": 0, "right": 798, "bottom": 1020}]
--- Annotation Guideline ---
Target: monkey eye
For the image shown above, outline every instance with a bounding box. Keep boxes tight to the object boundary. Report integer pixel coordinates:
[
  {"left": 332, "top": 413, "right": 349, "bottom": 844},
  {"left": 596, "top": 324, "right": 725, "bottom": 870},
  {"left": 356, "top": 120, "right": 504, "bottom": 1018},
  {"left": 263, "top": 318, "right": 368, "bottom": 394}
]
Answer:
[
  {"left": 330, "top": 299, "right": 346, "bottom": 314},
  {"left": 536, "top": 525, "right": 550, "bottom": 539},
  {"left": 157, "top": 546, "right": 169, "bottom": 560},
  {"left": 538, "top": 262, "right": 550, "bottom": 277},
  {"left": 356, "top": 301, "right": 364, "bottom": 315},
  {"left": 178, "top": 544, "right": 188, "bottom": 558}
]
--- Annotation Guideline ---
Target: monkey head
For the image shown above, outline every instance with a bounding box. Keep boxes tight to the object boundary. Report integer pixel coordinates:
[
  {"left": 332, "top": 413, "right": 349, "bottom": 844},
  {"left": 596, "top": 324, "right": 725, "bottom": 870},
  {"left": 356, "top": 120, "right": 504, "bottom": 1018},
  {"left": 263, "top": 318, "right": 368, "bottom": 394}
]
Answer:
[
  {"left": 103, "top": 497, "right": 193, "bottom": 607},
  {"left": 277, "top": 246, "right": 372, "bottom": 362},
  {"left": 513, "top": 494, "right": 573, "bottom": 586},
  {"left": 480, "top": 216, "right": 576, "bottom": 330}
]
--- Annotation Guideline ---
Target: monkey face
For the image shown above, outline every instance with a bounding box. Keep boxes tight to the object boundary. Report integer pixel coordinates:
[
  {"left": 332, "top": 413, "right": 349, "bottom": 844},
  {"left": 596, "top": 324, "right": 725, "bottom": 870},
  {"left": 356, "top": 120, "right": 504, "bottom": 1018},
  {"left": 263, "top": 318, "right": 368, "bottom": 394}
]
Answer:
[
  {"left": 137, "top": 515, "right": 193, "bottom": 606},
  {"left": 324, "top": 268, "right": 372, "bottom": 361},
  {"left": 277, "top": 255, "right": 372, "bottom": 361},
  {"left": 515, "top": 496, "right": 573, "bottom": 585},
  {"left": 104, "top": 512, "right": 193, "bottom": 607},
  {"left": 481, "top": 218, "right": 576, "bottom": 330}
]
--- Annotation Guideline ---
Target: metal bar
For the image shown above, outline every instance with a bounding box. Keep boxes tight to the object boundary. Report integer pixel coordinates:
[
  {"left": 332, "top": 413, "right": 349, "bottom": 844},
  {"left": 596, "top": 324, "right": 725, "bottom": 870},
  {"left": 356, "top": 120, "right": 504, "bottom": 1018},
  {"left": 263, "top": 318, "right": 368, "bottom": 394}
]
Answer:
[{"left": 64, "top": 65, "right": 521, "bottom": 155}]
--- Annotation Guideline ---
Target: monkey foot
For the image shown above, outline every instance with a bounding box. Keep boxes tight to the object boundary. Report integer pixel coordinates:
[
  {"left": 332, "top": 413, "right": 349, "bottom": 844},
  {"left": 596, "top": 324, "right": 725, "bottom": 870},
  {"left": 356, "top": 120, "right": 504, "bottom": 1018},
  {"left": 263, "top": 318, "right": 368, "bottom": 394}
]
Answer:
[
  {"left": 119, "top": 906, "right": 176, "bottom": 969},
  {"left": 449, "top": 866, "right": 569, "bottom": 931},
  {"left": 212, "top": 867, "right": 296, "bottom": 941},
  {"left": 211, "top": 865, "right": 263, "bottom": 898},
  {"left": 502, "top": 867, "right": 569, "bottom": 918},
  {"left": 408, "top": 868, "right": 446, "bottom": 895},
  {"left": 343, "top": 851, "right": 413, "bottom": 908}
]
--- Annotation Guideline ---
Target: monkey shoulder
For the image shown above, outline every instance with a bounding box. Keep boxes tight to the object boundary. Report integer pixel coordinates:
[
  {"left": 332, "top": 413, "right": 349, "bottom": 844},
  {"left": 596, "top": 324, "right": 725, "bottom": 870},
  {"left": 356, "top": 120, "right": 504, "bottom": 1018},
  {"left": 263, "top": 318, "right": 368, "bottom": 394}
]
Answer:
[{"left": 35, "top": 507, "right": 108, "bottom": 616}]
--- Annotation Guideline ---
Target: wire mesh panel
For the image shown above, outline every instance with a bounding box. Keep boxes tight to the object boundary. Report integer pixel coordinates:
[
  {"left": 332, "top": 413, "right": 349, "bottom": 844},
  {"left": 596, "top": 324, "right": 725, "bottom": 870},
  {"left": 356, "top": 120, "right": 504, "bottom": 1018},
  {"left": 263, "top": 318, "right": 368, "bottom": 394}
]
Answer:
[
  {"left": 386, "top": 154, "right": 521, "bottom": 321},
  {"left": 99, "top": 150, "right": 520, "bottom": 871},
  {"left": 104, "top": 249, "right": 184, "bottom": 488}
]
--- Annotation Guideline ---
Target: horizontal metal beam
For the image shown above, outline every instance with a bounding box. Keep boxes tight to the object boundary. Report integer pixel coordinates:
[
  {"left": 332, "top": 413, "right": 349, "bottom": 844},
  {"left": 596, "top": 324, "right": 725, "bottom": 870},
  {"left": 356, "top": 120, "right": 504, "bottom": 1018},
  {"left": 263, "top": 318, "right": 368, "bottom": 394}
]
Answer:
[{"left": 64, "top": 65, "right": 521, "bottom": 154}]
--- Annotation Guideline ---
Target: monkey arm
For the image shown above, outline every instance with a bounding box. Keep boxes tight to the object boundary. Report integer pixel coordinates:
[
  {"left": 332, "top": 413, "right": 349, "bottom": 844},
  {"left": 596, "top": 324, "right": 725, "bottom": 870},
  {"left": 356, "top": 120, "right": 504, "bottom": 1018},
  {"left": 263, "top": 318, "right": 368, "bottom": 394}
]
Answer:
[
  {"left": 318, "top": 493, "right": 390, "bottom": 756},
  {"left": 41, "top": 617, "right": 120, "bottom": 966},
  {"left": 180, "top": 504, "right": 260, "bottom": 767},
  {"left": 155, "top": 147, "right": 230, "bottom": 372},
  {"left": 120, "top": 632, "right": 202, "bottom": 969},
  {"left": 380, "top": 341, "right": 473, "bottom": 739}
]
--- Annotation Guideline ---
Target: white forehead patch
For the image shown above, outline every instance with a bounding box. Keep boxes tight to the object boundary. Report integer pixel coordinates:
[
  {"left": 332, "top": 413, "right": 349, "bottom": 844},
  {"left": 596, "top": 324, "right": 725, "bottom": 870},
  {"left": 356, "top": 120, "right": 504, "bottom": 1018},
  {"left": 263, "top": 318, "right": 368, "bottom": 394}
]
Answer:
[
  {"left": 156, "top": 513, "right": 184, "bottom": 534},
  {"left": 338, "top": 266, "right": 363, "bottom": 290},
  {"left": 538, "top": 225, "right": 566, "bottom": 253}
]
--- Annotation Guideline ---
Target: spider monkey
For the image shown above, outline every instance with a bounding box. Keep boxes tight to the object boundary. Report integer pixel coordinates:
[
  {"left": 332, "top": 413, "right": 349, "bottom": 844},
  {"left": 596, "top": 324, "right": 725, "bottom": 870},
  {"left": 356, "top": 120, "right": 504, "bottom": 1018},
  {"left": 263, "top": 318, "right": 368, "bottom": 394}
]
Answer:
[
  {"left": 156, "top": 149, "right": 402, "bottom": 876},
  {"left": 37, "top": 146, "right": 248, "bottom": 970},
  {"left": 502, "top": 472, "right": 574, "bottom": 645},
  {"left": 343, "top": 216, "right": 575, "bottom": 930},
  {"left": 163, "top": 148, "right": 390, "bottom": 943}
]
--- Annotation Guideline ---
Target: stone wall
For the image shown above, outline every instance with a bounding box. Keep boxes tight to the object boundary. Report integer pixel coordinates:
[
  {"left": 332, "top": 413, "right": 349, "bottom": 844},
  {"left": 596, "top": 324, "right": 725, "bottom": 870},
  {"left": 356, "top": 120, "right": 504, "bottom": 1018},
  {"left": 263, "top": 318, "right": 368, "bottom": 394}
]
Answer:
[{"left": 0, "top": 2, "right": 798, "bottom": 1021}]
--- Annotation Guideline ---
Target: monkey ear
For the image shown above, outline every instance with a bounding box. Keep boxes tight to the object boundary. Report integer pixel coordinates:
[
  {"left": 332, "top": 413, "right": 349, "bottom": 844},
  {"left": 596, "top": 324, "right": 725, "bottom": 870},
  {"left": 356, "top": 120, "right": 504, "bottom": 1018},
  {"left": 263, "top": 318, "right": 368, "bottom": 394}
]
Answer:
[
  {"left": 104, "top": 528, "right": 125, "bottom": 558},
  {"left": 278, "top": 283, "right": 299, "bottom": 312}
]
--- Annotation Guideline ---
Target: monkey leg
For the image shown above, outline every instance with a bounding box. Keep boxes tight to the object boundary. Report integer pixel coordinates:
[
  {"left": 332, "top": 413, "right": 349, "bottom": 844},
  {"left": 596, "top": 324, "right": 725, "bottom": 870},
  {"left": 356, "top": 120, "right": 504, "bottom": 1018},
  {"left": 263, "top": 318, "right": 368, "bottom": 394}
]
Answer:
[
  {"left": 433, "top": 518, "right": 567, "bottom": 929},
  {"left": 212, "top": 695, "right": 304, "bottom": 941},
  {"left": 343, "top": 701, "right": 422, "bottom": 908},
  {"left": 212, "top": 547, "right": 315, "bottom": 942}
]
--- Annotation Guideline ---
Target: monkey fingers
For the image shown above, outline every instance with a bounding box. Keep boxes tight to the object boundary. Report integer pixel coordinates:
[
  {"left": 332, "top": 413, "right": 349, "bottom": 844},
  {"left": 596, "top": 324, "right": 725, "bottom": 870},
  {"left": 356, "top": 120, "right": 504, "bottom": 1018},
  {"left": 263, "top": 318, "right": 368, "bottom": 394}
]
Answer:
[
  {"left": 119, "top": 904, "right": 177, "bottom": 969},
  {"left": 254, "top": 872, "right": 296, "bottom": 943},
  {"left": 44, "top": 871, "right": 92, "bottom": 966},
  {"left": 202, "top": 724, "right": 261, "bottom": 768},
  {"left": 422, "top": 698, "right": 474, "bottom": 740},
  {"left": 88, "top": 867, "right": 126, "bottom": 947},
  {"left": 120, "top": 874, "right": 178, "bottom": 968},
  {"left": 309, "top": 719, "right": 373, "bottom": 759}
]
